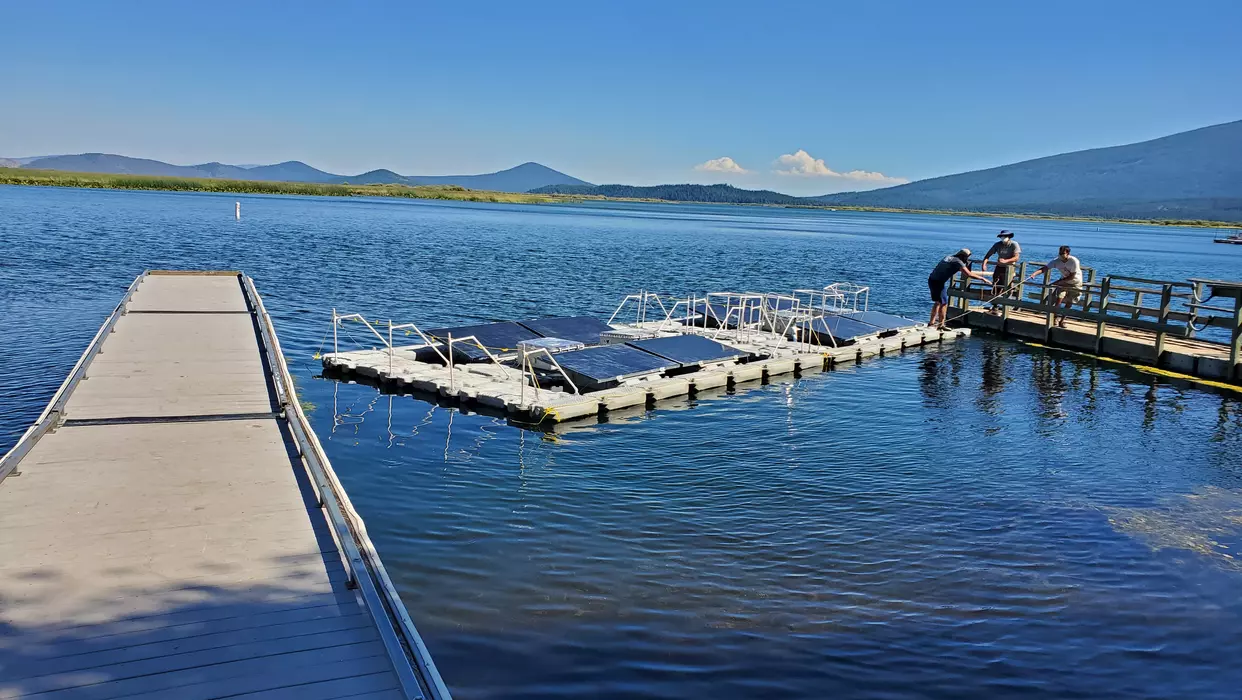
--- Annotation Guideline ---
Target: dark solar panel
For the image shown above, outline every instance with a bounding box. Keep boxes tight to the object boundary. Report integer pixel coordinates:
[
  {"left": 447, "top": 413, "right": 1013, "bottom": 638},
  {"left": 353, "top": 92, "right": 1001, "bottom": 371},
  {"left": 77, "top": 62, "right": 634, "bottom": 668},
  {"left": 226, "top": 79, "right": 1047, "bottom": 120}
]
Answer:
[
  {"left": 686, "top": 301, "right": 724, "bottom": 326},
  {"left": 799, "top": 315, "right": 880, "bottom": 344},
  {"left": 627, "top": 335, "right": 744, "bottom": 365},
  {"left": 839, "top": 310, "right": 919, "bottom": 331},
  {"left": 517, "top": 316, "right": 615, "bottom": 345},
  {"left": 554, "top": 345, "right": 678, "bottom": 383},
  {"left": 424, "top": 322, "right": 541, "bottom": 361},
  {"left": 688, "top": 300, "right": 762, "bottom": 327}
]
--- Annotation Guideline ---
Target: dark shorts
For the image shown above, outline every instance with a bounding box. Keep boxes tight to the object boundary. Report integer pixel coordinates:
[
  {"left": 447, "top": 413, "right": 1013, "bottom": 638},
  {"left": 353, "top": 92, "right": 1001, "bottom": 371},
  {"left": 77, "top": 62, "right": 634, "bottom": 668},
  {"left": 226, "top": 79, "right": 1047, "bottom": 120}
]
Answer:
[
  {"left": 928, "top": 277, "right": 950, "bottom": 304},
  {"left": 992, "top": 264, "right": 1014, "bottom": 289}
]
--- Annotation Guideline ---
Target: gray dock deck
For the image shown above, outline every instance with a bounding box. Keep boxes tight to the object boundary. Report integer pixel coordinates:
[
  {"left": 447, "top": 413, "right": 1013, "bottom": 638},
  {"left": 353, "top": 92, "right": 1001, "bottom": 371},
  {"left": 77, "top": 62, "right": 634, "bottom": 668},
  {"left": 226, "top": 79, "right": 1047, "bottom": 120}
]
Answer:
[{"left": 0, "top": 272, "right": 448, "bottom": 700}]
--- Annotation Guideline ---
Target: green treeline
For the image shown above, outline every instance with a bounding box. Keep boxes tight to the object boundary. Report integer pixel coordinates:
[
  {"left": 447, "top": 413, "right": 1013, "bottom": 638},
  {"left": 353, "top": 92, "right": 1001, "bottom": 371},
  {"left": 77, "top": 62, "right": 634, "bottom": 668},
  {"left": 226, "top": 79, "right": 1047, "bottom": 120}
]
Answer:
[
  {"left": 3, "top": 167, "right": 1235, "bottom": 229},
  {"left": 0, "top": 168, "right": 574, "bottom": 204},
  {"left": 531, "top": 183, "right": 803, "bottom": 205}
]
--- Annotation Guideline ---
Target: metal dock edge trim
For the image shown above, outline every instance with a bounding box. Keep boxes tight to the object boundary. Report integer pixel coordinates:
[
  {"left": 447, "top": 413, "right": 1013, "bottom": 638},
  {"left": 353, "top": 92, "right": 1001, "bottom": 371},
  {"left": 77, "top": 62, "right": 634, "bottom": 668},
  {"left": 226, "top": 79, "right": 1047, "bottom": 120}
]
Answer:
[
  {"left": 0, "top": 272, "right": 146, "bottom": 484},
  {"left": 243, "top": 276, "right": 453, "bottom": 700}
]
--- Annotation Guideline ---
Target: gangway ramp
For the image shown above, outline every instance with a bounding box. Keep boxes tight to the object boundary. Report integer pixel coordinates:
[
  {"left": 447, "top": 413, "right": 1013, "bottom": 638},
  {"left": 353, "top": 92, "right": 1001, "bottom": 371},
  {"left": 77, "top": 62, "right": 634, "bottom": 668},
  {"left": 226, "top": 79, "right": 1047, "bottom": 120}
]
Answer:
[{"left": 0, "top": 271, "right": 448, "bottom": 700}]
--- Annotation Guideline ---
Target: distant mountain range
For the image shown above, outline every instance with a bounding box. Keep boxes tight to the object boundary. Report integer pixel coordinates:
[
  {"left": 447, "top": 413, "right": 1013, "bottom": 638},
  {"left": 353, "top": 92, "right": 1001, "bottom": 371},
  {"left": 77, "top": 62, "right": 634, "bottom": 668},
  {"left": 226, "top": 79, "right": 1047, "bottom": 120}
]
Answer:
[
  {"left": 2, "top": 154, "right": 591, "bottom": 192},
  {"left": 6, "top": 119, "right": 1241, "bottom": 221},
  {"left": 543, "top": 120, "right": 1242, "bottom": 222}
]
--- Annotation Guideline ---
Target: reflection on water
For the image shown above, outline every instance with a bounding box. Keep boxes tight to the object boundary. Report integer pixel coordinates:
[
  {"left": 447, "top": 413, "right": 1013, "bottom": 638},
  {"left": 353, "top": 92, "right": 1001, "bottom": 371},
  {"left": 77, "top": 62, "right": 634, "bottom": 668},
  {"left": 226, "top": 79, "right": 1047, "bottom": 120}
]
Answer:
[
  {"left": 4, "top": 186, "right": 1242, "bottom": 699},
  {"left": 322, "top": 340, "right": 1242, "bottom": 698},
  {"left": 1109, "top": 486, "right": 1242, "bottom": 571}
]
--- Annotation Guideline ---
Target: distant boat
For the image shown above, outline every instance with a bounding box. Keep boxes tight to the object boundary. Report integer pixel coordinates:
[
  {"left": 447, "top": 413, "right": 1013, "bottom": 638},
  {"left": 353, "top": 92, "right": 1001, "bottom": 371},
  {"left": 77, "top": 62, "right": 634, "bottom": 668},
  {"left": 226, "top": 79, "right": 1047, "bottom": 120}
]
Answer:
[{"left": 1214, "top": 232, "right": 1242, "bottom": 244}]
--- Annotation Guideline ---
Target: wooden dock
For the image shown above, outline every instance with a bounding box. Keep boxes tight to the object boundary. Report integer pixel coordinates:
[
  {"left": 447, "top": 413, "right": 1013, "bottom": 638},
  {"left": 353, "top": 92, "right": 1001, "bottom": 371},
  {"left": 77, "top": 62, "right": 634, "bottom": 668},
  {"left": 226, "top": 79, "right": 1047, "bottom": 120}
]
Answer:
[
  {"left": 0, "top": 272, "right": 449, "bottom": 700},
  {"left": 948, "top": 264, "right": 1242, "bottom": 385}
]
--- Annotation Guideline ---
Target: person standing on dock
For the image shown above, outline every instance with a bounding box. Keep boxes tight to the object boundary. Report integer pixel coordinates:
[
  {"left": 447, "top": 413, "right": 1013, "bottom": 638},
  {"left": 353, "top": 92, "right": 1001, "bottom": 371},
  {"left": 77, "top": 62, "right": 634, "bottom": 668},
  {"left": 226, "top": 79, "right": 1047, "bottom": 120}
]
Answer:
[
  {"left": 1028, "top": 245, "right": 1083, "bottom": 328},
  {"left": 928, "top": 249, "right": 989, "bottom": 329},
  {"left": 980, "top": 230, "right": 1021, "bottom": 314}
]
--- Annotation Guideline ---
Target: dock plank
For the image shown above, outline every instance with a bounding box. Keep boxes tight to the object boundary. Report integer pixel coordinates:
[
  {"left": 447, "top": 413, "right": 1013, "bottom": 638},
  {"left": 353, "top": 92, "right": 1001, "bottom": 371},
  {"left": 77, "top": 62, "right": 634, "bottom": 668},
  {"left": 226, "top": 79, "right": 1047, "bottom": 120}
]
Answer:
[{"left": 0, "top": 273, "right": 416, "bottom": 700}]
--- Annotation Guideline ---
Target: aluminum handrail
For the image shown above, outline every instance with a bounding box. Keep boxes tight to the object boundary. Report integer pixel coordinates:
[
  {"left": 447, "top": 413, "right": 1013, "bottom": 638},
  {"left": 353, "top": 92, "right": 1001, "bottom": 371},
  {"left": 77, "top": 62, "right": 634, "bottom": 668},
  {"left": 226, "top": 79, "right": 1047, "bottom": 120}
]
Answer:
[
  {"left": 245, "top": 276, "right": 452, "bottom": 700},
  {"left": 0, "top": 271, "right": 147, "bottom": 484}
]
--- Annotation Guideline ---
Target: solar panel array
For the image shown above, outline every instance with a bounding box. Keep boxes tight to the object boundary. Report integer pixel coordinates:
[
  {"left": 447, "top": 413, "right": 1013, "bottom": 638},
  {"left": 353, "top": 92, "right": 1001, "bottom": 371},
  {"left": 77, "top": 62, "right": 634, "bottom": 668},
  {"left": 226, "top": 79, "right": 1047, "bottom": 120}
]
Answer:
[
  {"left": 424, "top": 322, "right": 542, "bottom": 362},
  {"left": 799, "top": 315, "right": 882, "bottom": 344},
  {"left": 627, "top": 335, "right": 744, "bottom": 365},
  {"left": 423, "top": 303, "right": 918, "bottom": 388},
  {"left": 553, "top": 345, "right": 679, "bottom": 384},
  {"left": 517, "top": 316, "right": 615, "bottom": 345},
  {"left": 837, "top": 310, "right": 918, "bottom": 332}
]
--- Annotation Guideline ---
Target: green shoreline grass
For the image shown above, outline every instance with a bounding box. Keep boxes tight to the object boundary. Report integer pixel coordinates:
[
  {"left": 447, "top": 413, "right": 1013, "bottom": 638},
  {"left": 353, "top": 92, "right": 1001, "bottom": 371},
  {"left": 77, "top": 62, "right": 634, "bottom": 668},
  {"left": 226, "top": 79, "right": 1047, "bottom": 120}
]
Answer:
[{"left": 2, "top": 167, "right": 1237, "bottom": 230}]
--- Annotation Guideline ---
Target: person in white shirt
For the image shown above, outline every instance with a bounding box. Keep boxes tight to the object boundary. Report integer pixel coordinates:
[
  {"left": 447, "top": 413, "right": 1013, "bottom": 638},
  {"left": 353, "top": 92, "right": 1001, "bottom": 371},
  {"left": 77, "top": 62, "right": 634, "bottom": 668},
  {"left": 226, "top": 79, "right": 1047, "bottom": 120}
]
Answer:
[{"left": 1027, "top": 245, "right": 1083, "bottom": 328}]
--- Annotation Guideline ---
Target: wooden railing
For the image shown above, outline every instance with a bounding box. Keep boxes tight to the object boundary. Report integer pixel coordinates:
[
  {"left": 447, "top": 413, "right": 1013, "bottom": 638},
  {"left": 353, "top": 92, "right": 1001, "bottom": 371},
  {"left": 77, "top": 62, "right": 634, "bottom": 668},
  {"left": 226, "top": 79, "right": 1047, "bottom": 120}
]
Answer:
[{"left": 949, "top": 262, "right": 1242, "bottom": 371}]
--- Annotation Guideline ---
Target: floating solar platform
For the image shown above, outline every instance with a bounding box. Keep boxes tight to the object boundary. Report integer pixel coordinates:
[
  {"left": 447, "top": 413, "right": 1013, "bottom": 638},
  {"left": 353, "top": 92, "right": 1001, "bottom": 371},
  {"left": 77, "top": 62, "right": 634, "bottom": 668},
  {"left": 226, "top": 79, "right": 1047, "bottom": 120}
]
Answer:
[
  {"left": 425, "top": 321, "right": 541, "bottom": 362},
  {"left": 798, "top": 315, "right": 881, "bottom": 345},
  {"left": 324, "top": 283, "right": 972, "bottom": 425},
  {"left": 517, "top": 316, "right": 615, "bottom": 345},
  {"left": 626, "top": 334, "right": 746, "bottom": 367},
  {"left": 552, "top": 344, "right": 679, "bottom": 389}
]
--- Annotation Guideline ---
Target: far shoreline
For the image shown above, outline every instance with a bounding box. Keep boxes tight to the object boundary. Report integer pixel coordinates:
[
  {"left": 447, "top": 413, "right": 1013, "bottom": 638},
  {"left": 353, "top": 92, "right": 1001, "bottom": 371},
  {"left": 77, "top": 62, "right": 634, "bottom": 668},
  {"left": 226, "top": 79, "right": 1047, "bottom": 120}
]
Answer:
[{"left": 2, "top": 167, "right": 1238, "bottom": 231}]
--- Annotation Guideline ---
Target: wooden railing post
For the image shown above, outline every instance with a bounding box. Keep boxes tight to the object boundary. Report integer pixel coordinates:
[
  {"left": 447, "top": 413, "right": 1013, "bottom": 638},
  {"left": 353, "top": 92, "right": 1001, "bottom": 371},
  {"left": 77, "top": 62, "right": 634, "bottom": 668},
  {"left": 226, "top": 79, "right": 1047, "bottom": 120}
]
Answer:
[
  {"left": 1231, "top": 293, "right": 1242, "bottom": 382},
  {"left": 1095, "top": 276, "right": 1111, "bottom": 354},
  {"left": 1154, "top": 284, "right": 1172, "bottom": 365},
  {"left": 960, "top": 260, "right": 973, "bottom": 313},
  {"left": 1084, "top": 269, "right": 1097, "bottom": 312},
  {"left": 1132, "top": 290, "right": 1144, "bottom": 320},
  {"left": 1041, "top": 268, "right": 1053, "bottom": 341}
]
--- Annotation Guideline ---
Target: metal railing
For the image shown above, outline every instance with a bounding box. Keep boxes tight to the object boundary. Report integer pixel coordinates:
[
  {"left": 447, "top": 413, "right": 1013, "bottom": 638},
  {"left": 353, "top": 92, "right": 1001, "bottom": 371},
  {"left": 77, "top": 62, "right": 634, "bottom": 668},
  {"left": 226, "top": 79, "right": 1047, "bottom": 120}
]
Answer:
[
  {"left": 0, "top": 271, "right": 149, "bottom": 483},
  {"left": 517, "top": 347, "right": 581, "bottom": 401},
  {"left": 248, "top": 279, "right": 451, "bottom": 700}
]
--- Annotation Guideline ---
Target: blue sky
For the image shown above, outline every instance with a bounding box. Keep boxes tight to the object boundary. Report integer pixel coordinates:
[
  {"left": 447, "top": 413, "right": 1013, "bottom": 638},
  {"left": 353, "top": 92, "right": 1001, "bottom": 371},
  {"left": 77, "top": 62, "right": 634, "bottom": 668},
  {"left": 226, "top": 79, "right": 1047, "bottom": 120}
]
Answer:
[{"left": 2, "top": 0, "right": 1240, "bottom": 195}]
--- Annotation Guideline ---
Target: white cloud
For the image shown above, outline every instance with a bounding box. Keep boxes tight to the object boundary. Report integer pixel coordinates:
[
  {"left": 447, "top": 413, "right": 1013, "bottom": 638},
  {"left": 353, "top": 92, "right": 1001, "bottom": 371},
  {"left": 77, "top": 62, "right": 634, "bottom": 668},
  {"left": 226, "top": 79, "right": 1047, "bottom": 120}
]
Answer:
[
  {"left": 773, "top": 149, "right": 907, "bottom": 185},
  {"left": 694, "top": 156, "right": 749, "bottom": 174}
]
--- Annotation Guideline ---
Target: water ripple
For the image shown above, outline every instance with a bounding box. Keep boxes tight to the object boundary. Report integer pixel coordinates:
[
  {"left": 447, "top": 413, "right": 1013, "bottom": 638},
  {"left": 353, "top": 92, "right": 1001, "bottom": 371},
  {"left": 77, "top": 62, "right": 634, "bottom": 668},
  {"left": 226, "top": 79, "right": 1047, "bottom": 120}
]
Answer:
[{"left": 3, "top": 186, "right": 1242, "bottom": 698}]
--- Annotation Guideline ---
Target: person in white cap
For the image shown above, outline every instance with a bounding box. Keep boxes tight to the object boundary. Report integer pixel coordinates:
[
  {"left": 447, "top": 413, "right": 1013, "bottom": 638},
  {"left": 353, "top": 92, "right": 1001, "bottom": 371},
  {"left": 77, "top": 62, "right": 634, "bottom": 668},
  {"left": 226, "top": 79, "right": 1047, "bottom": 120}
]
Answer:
[
  {"left": 980, "top": 230, "right": 1021, "bottom": 314},
  {"left": 928, "top": 248, "right": 989, "bottom": 329}
]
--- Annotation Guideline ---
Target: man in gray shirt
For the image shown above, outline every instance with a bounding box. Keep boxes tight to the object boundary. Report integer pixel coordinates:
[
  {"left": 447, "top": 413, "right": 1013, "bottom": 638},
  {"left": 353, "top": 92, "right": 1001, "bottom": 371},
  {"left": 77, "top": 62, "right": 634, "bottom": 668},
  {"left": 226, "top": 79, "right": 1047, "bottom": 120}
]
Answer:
[{"left": 980, "top": 230, "right": 1021, "bottom": 314}]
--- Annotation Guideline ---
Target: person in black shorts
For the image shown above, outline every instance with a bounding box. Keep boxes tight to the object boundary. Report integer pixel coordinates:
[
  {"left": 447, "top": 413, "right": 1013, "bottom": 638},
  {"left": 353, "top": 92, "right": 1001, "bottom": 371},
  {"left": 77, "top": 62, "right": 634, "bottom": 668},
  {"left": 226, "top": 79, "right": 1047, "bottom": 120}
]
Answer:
[{"left": 928, "top": 248, "right": 988, "bottom": 328}]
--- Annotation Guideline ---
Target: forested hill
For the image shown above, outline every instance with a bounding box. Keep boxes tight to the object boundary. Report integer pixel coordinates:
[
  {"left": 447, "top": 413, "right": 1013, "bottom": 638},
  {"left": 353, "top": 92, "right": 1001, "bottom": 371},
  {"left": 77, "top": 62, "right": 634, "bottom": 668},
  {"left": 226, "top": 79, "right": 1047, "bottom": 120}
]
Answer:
[
  {"left": 813, "top": 120, "right": 1242, "bottom": 222},
  {"left": 529, "top": 183, "right": 804, "bottom": 204}
]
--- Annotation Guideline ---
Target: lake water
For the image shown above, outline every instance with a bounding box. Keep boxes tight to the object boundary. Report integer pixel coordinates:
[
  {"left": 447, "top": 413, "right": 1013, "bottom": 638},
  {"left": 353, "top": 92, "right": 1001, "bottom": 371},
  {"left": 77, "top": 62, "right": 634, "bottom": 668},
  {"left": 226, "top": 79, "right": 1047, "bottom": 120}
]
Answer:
[{"left": 3, "top": 185, "right": 1242, "bottom": 699}]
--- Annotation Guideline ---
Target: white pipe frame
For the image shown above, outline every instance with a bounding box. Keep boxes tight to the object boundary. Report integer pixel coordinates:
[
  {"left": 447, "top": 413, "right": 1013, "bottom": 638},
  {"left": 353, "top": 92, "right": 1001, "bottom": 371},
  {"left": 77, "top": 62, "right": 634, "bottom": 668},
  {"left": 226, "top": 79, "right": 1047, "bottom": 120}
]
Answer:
[{"left": 517, "top": 347, "right": 581, "bottom": 404}]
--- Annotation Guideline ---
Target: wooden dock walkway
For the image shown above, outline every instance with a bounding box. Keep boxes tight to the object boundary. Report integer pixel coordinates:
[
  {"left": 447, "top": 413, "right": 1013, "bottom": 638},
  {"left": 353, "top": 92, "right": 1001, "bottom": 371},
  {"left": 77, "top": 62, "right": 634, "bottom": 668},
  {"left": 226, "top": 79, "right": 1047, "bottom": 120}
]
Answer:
[
  {"left": 948, "top": 265, "right": 1242, "bottom": 385},
  {"left": 0, "top": 272, "right": 449, "bottom": 700}
]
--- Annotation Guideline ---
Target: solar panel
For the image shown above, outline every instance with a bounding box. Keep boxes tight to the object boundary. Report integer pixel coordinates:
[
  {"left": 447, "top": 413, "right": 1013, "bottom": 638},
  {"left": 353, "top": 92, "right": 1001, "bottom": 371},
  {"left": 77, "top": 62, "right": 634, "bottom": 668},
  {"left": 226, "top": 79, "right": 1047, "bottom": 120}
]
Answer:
[
  {"left": 517, "top": 316, "right": 615, "bottom": 345},
  {"left": 687, "top": 300, "right": 761, "bottom": 327},
  {"left": 626, "top": 335, "right": 744, "bottom": 365},
  {"left": 685, "top": 300, "right": 724, "bottom": 326},
  {"left": 424, "top": 322, "right": 541, "bottom": 362},
  {"left": 554, "top": 344, "right": 678, "bottom": 386},
  {"left": 799, "top": 315, "right": 880, "bottom": 344},
  {"left": 838, "top": 310, "right": 919, "bottom": 331}
]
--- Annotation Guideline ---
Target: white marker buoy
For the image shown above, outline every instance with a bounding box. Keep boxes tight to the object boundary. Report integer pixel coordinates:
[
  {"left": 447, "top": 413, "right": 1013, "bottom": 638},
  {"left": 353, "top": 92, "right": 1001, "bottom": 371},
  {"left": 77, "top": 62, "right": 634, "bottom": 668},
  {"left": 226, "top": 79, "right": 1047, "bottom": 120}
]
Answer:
[{"left": 235, "top": 201, "right": 241, "bottom": 220}]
